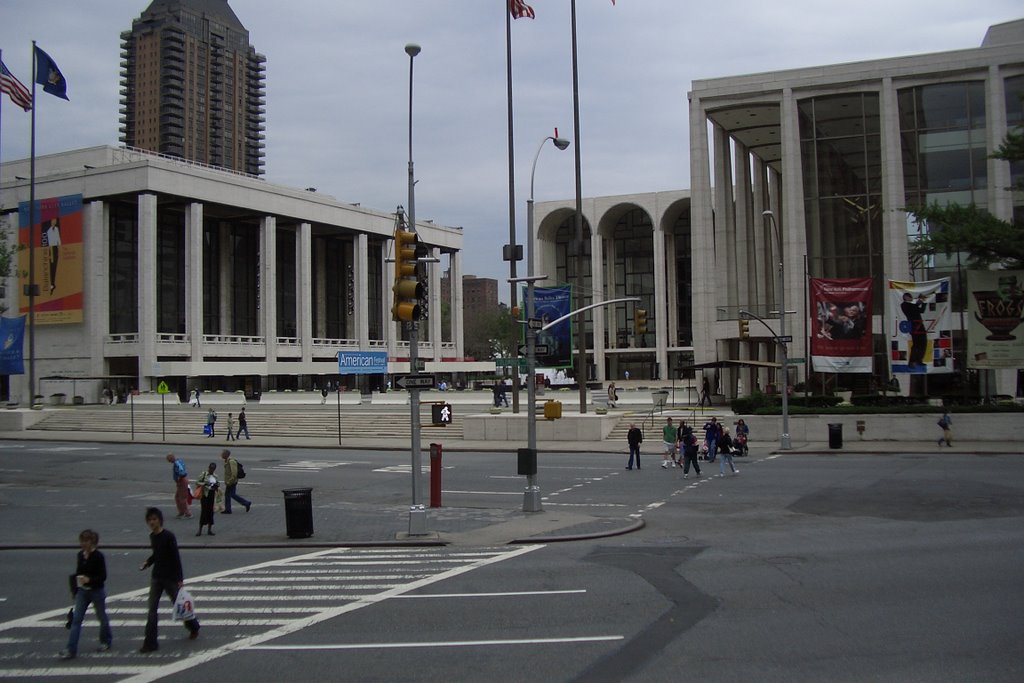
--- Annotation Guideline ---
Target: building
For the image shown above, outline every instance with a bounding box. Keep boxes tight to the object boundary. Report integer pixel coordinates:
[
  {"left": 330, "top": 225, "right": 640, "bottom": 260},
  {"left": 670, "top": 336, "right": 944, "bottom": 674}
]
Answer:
[
  {"left": 0, "top": 146, "right": 471, "bottom": 403},
  {"left": 462, "top": 275, "right": 499, "bottom": 324},
  {"left": 534, "top": 19, "right": 1024, "bottom": 396},
  {"left": 120, "top": 0, "right": 266, "bottom": 176}
]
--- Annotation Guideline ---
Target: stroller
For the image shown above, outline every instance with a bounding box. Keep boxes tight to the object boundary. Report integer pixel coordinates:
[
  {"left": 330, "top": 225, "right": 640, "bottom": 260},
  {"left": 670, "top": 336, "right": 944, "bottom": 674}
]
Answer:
[{"left": 734, "top": 433, "right": 748, "bottom": 456}]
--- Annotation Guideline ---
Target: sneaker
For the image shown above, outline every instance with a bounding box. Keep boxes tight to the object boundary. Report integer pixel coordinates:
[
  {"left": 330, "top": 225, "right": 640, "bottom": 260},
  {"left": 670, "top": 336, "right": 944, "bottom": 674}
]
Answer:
[
  {"left": 733, "top": 470, "right": 740, "bottom": 475},
  {"left": 96, "top": 644, "right": 111, "bottom": 653},
  {"left": 245, "top": 503, "right": 251, "bottom": 512},
  {"left": 682, "top": 474, "right": 688, "bottom": 479},
  {"left": 59, "top": 650, "right": 75, "bottom": 660},
  {"left": 661, "top": 462, "right": 668, "bottom": 469}
]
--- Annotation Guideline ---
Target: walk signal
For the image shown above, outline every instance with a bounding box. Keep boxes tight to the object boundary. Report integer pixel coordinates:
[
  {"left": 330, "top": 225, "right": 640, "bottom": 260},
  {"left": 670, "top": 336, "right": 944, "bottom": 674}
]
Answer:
[
  {"left": 738, "top": 319, "right": 750, "bottom": 339},
  {"left": 392, "top": 228, "right": 423, "bottom": 322},
  {"left": 634, "top": 308, "right": 648, "bottom": 335}
]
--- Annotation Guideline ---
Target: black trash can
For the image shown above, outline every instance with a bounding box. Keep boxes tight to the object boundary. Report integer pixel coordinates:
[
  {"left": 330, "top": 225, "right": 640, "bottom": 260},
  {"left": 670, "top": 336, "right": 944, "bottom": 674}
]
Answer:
[
  {"left": 282, "top": 488, "right": 314, "bottom": 538},
  {"left": 828, "top": 423, "right": 843, "bottom": 449}
]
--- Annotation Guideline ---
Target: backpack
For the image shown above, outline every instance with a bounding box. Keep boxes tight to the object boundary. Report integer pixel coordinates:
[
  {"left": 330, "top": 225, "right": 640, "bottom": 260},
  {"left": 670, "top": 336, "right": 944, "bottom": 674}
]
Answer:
[{"left": 236, "top": 460, "right": 246, "bottom": 479}]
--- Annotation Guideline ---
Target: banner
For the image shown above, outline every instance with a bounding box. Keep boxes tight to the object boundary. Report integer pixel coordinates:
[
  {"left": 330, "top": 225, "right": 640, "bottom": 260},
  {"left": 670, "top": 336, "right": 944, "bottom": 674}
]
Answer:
[
  {"left": 810, "top": 277, "right": 873, "bottom": 373},
  {"left": 18, "top": 194, "right": 84, "bottom": 324},
  {"left": 888, "top": 278, "right": 953, "bottom": 374},
  {"left": 966, "top": 270, "right": 1024, "bottom": 369},
  {"left": 337, "top": 351, "right": 388, "bottom": 375},
  {"left": 532, "top": 285, "right": 572, "bottom": 369},
  {"left": 0, "top": 316, "right": 26, "bottom": 375}
]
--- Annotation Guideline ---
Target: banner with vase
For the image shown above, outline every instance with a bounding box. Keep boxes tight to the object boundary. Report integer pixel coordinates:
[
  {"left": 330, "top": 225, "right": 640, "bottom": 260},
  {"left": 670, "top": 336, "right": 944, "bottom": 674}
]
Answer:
[
  {"left": 966, "top": 270, "right": 1024, "bottom": 369},
  {"left": 887, "top": 278, "right": 953, "bottom": 374}
]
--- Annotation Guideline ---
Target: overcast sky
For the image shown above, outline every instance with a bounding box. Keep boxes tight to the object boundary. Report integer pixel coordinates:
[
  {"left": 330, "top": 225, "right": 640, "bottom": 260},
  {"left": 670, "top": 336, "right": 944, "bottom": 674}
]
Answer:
[{"left": 1, "top": 1, "right": 1020, "bottom": 299}]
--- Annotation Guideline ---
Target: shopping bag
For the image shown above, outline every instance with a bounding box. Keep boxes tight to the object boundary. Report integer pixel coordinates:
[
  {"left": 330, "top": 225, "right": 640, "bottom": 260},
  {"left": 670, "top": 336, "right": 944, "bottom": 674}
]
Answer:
[
  {"left": 173, "top": 589, "right": 195, "bottom": 621},
  {"left": 203, "top": 424, "right": 212, "bottom": 436}
]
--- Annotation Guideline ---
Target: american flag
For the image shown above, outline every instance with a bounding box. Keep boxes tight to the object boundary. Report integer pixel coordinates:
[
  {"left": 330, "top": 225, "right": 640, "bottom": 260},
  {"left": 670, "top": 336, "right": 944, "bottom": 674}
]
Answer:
[
  {"left": 0, "top": 59, "right": 32, "bottom": 112},
  {"left": 509, "top": 0, "right": 535, "bottom": 20}
]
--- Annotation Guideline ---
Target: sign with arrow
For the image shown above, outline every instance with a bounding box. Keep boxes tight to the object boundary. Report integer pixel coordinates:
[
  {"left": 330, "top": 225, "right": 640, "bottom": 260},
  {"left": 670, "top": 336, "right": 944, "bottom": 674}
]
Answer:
[
  {"left": 396, "top": 374, "right": 435, "bottom": 389},
  {"left": 518, "top": 344, "right": 550, "bottom": 356}
]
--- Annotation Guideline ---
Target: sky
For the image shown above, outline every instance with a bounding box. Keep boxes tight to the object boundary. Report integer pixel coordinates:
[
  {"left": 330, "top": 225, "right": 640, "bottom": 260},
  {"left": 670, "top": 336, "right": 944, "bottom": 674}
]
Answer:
[{"left": 1, "top": 1, "right": 1021, "bottom": 301}]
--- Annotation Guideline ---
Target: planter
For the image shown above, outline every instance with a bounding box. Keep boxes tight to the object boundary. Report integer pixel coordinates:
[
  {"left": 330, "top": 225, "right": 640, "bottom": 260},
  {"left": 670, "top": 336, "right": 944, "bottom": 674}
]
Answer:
[
  {"left": 49, "top": 394, "right": 67, "bottom": 406},
  {"left": 73, "top": 396, "right": 85, "bottom": 405}
]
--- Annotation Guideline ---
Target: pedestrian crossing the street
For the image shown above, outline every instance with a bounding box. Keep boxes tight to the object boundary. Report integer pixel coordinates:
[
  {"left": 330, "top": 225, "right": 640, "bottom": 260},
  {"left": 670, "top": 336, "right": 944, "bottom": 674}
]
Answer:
[{"left": 0, "top": 545, "right": 541, "bottom": 681}]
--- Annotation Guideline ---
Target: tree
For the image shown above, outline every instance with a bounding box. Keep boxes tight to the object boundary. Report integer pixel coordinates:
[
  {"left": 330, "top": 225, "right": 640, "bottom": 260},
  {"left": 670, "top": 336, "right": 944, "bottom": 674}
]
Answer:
[{"left": 908, "top": 125, "right": 1023, "bottom": 269}]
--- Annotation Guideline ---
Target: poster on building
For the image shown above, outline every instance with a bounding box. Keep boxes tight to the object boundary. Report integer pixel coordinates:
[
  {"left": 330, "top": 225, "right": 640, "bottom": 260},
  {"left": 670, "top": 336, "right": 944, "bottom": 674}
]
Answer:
[
  {"left": 0, "top": 316, "right": 27, "bottom": 375},
  {"left": 966, "top": 270, "right": 1024, "bottom": 369},
  {"left": 532, "top": 285, "right": 572, "bottom": 369},
  {"left": 887, "top": 278, "right": 953, "bottom": 374},
  {"left": 18, "top": 194, "right": 84, "bottom": 325},
  {"left": 809, "top": 277, "right": 873, "bottom": 373}
]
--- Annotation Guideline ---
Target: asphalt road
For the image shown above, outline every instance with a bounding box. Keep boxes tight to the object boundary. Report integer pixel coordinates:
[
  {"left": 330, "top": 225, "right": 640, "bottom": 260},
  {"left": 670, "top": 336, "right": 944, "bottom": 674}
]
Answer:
[{"left": 1, "top": 440, "right": 1022, "bottom": 682}]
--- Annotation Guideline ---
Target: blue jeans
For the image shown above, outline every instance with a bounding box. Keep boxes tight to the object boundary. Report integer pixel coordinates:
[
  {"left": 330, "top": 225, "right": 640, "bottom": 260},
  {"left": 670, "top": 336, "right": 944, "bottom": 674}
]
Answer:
[
  {"left": 707, "top": 438, "right": 718, "bottom": 462},
  {"left": 627, "top": 445, "right": 641, "bottom": 469},
  {"left": 720, "top": 450, "right": 736, "bottom": 474},
  {"left": 66, "top": 587, "right": 112, "bottom": 655},
  {"left": 236, "top": 425, "right": 250, "bottom": 439},
  {"left": 224, "top": 483, "right": 251, "bottom": 513},
  {"left": 145, "top": 579, "right": 199, "bottom": 649}
]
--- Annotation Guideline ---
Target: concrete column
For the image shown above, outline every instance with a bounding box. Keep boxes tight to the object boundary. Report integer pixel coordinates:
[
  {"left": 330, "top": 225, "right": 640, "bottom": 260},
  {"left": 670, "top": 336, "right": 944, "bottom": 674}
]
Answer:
[
  {"left": 429, "top": 247, "right": 442, "bottom": 359},
  {"left": 138, "top": 194, "right": 158, "bottom": 383},
  {"left": 751, "top": 158, "right": 768, "bottom": 308},
  {"left": 689, "top": 95, "right": 715, "bottom": 364},
  {"left": 590, "top": 228, "right": 606, "bottom": 381},
  {"left": 664, "top": 230, "right": 679, "bottom": 349},
  {"left": 652, "top": 221, "right": 668, "bottom": 379},
  {"left": 355, "top": 233, "right": 370, "bottom": 347},
  {"left": 298, "top": 223, "right": 313, "bottom": 363},
  {"left": 734, "top": 141, "right": 753, "bottom": 306},
  {"left": 713, "top": 125, "right": 735, "bottom": 312},
  {"left": 780, "top": 88, "right": 809, "bottom": 366},
  {"left": 880, "top": 77, "right": 910, "bottom": 284},
  {"left": 603, "top": 235, "right": 616, "bottom": 350},
  {"left": 261, "top": 216, "right": 277, "bottom": 362},
  {"left": 452, "top": 251, "right": 465, "bottom": 358},
  {"left": 986, "top": 65, "right": 1012, "bottom": 222},
  {"left": 85, "top": 201, "right": 108, "bottom": 376},
  {"left": 219, "top": 223, "right": 233, "bottom": 335},
  {"left": 186, "top": 203, "right": 204, "bottom": 359},
  {"left": 314, "top": 238, "right": 326, "bottom": 339}
]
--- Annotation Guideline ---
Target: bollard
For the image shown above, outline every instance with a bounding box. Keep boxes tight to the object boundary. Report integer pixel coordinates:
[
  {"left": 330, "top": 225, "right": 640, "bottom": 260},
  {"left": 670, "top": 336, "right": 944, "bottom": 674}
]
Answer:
[{"left": 429, "top": 442, "right": 442, "bottom": 508}]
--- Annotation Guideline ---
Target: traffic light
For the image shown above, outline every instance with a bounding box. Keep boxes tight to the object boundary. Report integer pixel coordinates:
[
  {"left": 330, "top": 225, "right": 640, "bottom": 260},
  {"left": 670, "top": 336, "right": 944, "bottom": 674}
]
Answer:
[
  {"left": 634, "top": 308, "right": 648, "bottom": 335},
  {"left": 392, "top": 227, "right": 423, "bottom": 322},
  {"left": 738, "top": 319, "right": 750, "bottom": 339}
]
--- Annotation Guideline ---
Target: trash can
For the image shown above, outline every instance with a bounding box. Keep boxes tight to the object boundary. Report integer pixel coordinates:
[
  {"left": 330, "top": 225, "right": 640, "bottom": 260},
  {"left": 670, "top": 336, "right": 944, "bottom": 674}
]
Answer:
[
  {"left": 828, "top": 423, "right": 843, "bottom": 449},
  {"left": 282, "top": 488, "right": 313, "bottom": 538}
]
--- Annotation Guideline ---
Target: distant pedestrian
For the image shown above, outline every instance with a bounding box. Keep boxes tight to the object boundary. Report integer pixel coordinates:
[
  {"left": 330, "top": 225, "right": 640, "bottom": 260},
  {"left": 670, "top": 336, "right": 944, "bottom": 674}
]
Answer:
[
  {"left": 205, "top": 408, "right": 217, "bottom": 438},
  {"left": 734, "top": 419, "right": 750, "bottom": 456},
  {"left": 194, "top": 463, "right": 218, "bottom": 536},
  {"left": 193, "top": 388, "right": 201, "bottom": 408},
  {"left": 937, "top": 409, "right": 953, "bottom": 447},
  {"left": 702, "top": 417, "right": 721, "bottom": 462},
  {"left": 139, "top": 507, "right": 200, "bottom": 652},
  {"left": 607, "top": 382, "right": 618, "bottom": 408},
  {"left": 698, "top": 376, "right": 712, "bottom": 407},
  {"left": 221, "top": 449, "right": 251, "bottom": 514},
  {"left": 718, "top": 428, "right": 738, "bottom": 476},
  {"left": 321, "top": 387, "right": 329, "bottom": 405},
  {"left": 681, "top": 431, "right": 701, "bottom": 479},
  {"left": 624, "top": 370, "right": 630, "bottom": 381},
  {"left": 59, "top": 529, "right": 112, "bottom": 660},
  {"left": 166, "top": 454, "right": 191, "bottom": 519},
  {"left": 661, "top": 417, "right": 678, "bottom": 469},
  {"left": 225, "top": 413, "right": 235, "bottom": 441},
  {"left": 236, "top": 408, "right": 250, "bottom": 440},
  {"left": 626, "top": 423, "right": 643, "bottom": 470}
]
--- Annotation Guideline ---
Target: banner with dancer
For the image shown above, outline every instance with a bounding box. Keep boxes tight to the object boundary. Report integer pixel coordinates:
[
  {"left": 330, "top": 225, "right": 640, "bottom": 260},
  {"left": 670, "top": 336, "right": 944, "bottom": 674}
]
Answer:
[
  {"left": 530, "top": 285, "right": 572, "bottom": 369},
  {"left": 810, "top": 277, "right": 873, "bottom": 373},
  {"left": 887, "top": 278, "right": 953, "bottom": 374},
  {"left": 18, "top": 194, "right": 84, "bottom": 325},
  {"left": 966, "top": 270, "right": 1024, "bottom": 369}
]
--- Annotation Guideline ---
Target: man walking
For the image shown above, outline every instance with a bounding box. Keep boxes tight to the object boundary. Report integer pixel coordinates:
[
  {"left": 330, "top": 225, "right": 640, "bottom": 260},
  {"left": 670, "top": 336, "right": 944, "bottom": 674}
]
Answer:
[
  {"left": 703, "top": 416, "right": 721, "bottom": 462},
  {"left": 166, "top": 454, "right": 191, "bottom": 519},
  {"left": 220, "top": 449, "right": 251, "bottom": 514},
  {"left": 626, "top": 423, "right": 643, "bottom": 470},
  {"left": 661, "top": 417, "right": 679, "bottom": 468},
  {"left": 236, "top": 408, "right": 251, "bottom": 440},
  {"left": 138, "top": 507, "right": 200, "bottom": 652}
]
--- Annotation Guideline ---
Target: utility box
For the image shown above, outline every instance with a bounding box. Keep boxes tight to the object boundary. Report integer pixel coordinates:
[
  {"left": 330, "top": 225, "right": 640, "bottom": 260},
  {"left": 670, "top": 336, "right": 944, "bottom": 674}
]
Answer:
[
  {"left": 543, "top": 400, "right": 562, "bottom": 420},
  {"left": 518, "top": 447, "right": 537, "bottom": 475}
]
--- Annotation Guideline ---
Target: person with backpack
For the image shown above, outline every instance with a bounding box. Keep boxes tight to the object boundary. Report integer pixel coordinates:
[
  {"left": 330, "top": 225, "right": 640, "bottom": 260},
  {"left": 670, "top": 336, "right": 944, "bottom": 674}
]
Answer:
[
  {"left": 220, "top": 449, "right": 251, "bottom": 514},
  {"left": 938, "top": 409, "right": 953, "bottom": 447},
  {"left": 165, "top": 454, "right": 191, "bottom": 519},
  {"left": 205, "top": 408, "right": 217, "bottom": 438}
]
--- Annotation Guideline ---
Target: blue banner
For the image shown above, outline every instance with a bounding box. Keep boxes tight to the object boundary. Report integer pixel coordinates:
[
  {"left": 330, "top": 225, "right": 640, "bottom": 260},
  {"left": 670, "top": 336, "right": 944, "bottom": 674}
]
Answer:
[
  {"left": 0, "top": 316, "right": 26, "bottom": 375},
  {"left": 338, "top": 351, "right": 388, "bottom": 375},
  {"left": 533, "top": 286, "right": 572, "bottom": 369}
]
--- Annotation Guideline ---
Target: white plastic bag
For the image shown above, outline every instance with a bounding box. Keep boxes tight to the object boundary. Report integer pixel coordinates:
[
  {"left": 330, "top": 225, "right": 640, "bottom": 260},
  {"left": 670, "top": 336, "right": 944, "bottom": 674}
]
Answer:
[{"left": 173, "top": 588, "right": 195, "bottom": 621}]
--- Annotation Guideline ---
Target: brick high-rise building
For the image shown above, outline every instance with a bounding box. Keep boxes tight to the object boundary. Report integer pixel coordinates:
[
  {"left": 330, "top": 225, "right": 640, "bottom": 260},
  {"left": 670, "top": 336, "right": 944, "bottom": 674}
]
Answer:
[{"left": 120, "top": 0, "right": 266, "bottom": 175}]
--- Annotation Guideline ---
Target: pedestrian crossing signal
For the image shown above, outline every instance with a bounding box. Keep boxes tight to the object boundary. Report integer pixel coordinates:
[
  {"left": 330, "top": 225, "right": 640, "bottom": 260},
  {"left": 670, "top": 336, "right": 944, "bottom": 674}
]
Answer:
[{"left": 431, "top": 403, "right": 453, "bottom": 426}]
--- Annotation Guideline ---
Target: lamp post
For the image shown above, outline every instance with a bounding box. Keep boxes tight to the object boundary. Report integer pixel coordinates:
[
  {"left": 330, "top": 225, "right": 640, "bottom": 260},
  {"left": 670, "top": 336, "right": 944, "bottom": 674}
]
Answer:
[
  {"left": 521, "top": 133, "right": 570, "bottom": 513},
  {"left": 404, "top": 42, "right": 427, "bottom": 535},
  {"left": 763, "top": 210, "right": 791, "bottom": 450}
]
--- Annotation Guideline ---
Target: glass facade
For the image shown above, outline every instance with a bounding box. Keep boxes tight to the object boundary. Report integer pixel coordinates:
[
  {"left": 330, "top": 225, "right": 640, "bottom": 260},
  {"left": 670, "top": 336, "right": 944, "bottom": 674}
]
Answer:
[
  {"left": 276, "top": 229, "right": 297, "bottom": 338},
  {"left": 799, "top": 93, "right": 884, "bottom": 308},
  {"left": 202, "top": 220, "right": 220, "bottom": 334},
  {"left": 555, "top": 217, "right": 593, "bottom": 351},
  {"left": 230, "top": 224, "right": 259, "bottom": 336},
  {"left": 108, "top": 203, "right": 138, "bottom": 334},
  {"left": 609, "top": 209, "right": 654, "bottom": 349},
  {"left": 670, "top": 209, "right": 692, "bottom": 346},
  {"left": 156, "top": 210, "right": 185, "bottom": 334}
]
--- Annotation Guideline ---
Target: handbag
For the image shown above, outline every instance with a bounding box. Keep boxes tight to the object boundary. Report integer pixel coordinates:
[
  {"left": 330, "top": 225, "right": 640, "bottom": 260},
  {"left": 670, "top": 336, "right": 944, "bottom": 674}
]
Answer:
[
  {"left": 203, "top": 424, "right": 212, "bottom": 435},
  {"left": 173, "top": 588, "right": 195, "bottom": 621}
]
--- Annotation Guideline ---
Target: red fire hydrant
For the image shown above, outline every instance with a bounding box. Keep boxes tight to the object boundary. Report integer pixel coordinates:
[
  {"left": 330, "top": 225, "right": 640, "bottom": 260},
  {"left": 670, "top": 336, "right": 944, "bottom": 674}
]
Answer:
[{"left": 429, "top": 442, "right": 442, "bottom": 508}]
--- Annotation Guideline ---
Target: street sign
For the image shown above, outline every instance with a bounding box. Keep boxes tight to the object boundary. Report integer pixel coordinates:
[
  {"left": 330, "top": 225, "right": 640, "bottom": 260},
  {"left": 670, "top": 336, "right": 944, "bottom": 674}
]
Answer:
[
  {"left": 496, "top": 358, "right": 527, "bottom": 370},
  {"left": 787, "top": 357, "right": 806, "bottom": 364},
  {"left": 431, "top": 403, "right": 453, "bottom": 425},
  {"left": 337, "top": 351, "right": 388, "bottom": 375},
  {"left": 396, "top": 374, "right": 435, "bottom": 389},
  {"left": 519, "top": 344, "right": 551, "bottom": 356},
  {"left": 527, "top": 317, "right": 543, "bottom": 330},
  {"left": 778, "top": 335, "right": 793, "bottom": 343},
  {"left": 156, "top": 381, "right": 170, "bottom": 395}
]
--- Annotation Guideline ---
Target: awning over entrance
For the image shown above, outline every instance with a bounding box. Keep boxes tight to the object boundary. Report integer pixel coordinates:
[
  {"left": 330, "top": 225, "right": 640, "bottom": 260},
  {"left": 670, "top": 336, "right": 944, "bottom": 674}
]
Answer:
[{"left": 676, "top": 359, "right": 781, "bottom": 373}]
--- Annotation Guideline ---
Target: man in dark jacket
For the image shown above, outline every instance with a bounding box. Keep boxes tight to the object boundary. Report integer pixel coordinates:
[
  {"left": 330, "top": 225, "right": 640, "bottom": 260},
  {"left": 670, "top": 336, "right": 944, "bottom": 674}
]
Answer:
[
  {"left": 626, "top": 423, "right": 643, "bottom": 470},
  {"left": 139, "top": 507, "right": 199, "bottom": 652}
]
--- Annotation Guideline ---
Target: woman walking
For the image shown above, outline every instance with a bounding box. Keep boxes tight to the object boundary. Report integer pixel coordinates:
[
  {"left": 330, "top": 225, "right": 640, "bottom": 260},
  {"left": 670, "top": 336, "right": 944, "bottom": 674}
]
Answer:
[
  {"left": 195, "top": 463, "right": 219, "bottom": 536},
  {"left": 60, "top": 529, "right": 112, "bottom": 659},
  {"left": 718, "top": 428, "right": 739, "bottom": 476}
]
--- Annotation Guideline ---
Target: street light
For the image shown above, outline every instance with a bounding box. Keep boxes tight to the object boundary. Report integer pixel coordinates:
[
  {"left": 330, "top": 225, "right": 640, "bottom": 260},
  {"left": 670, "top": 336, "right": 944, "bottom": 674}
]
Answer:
[
  {"left": 763, "top": 210, "right": 791, "bottom": 450},
  {"left": 521, "top": 133, "right": 571, "bottom": 513},
  {"left": 404, "top": 42, "right": 427, "bottom": 535}
]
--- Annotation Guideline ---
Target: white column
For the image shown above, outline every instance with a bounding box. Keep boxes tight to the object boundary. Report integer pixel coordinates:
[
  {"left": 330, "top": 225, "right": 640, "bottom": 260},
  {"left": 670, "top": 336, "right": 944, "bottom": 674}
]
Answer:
[
  {"left": 138, "top": 194, "right": 158, "bottom": 384},
  {"left": 780, "top": 88, "right": 809, "bottom": 366},
  {"left": 186, "top": 203, "right": 204, "bottom": 360},
  {"left": 987, "top": 65, "right": 1012, "bottom": 222},
  {"left": 588, "top": 227, "right": 605, "bottom": 381},
  {"left": 689, "top": 95, "right": 715, "bottom": 364},
  {"left": 298, "top": 223, "right": 313, "bottom": 363},
  {"left": 261, "top": 216, "right": 278, "bottom": 362},
  {"left": 452, "top": 251, "right": 465, "bottom": 358},
  {"left": 734, "top": 141, "right": 753, "bottom": 306},
  {"left": 429, "top": 247, "right": 442, "bottom": 359},
  {"left": 664, "top": 230, "right": 679, "bottom": 348},
  {"left": 355, "top": 233, "right": 370, "bottom": 347},
  {"left": 652, "top": 222, "right": 668, "bottom": 378},
  {"left": 603, "top": 235, "right": 616, "bottom": 350},
  {"left": 880, "top": 77, "right": 910, "bottom": 284},
  {"left": 85, "top": 201, "right": 108, "bottom": 376}
]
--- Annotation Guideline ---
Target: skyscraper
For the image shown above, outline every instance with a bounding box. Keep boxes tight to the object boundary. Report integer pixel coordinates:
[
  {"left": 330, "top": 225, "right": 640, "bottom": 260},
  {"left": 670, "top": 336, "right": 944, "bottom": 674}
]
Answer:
[{"left": 120, "top": 0, "right": 266, "bottom": 176}]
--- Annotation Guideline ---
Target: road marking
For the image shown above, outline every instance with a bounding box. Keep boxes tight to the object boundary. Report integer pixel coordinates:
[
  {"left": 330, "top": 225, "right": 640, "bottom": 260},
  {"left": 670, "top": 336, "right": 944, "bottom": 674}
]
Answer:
[
  {"left": 441, "top": 490, "right": 520, "bottom": 496},
  {"left": 394, "top": 589, "right": 587, "bottom": 599},
  {"left": 250, "top": 635, "right": 625, "bottom": 651}
]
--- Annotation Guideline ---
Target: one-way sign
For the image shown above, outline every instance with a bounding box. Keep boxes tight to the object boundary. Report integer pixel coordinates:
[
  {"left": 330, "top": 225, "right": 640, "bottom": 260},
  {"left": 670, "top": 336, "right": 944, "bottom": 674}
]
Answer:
[
  {"left": 518, "top": 344, "right": 550, "bottom": 356},
  {"left": 396, "top": 374, "right": 435, "bottom": 389}
]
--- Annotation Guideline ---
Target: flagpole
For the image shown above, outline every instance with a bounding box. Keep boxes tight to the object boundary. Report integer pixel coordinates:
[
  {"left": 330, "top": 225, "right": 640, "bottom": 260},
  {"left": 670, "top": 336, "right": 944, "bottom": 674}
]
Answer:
[
  {"left": 505, "top": 2, "right": 521, "bottom": 413},
  {"left": 26, "top": 41, "right": 37, "bottom": 408}
]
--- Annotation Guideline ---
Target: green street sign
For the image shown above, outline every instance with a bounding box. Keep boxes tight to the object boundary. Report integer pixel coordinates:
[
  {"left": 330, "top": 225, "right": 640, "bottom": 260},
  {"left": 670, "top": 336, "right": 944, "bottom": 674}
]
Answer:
[
  {"left": 787, "top": 357, "right": 805, "bottom": 364},
  {"left": 157, "top": 381, "right": 170, "bottom": 394}
]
